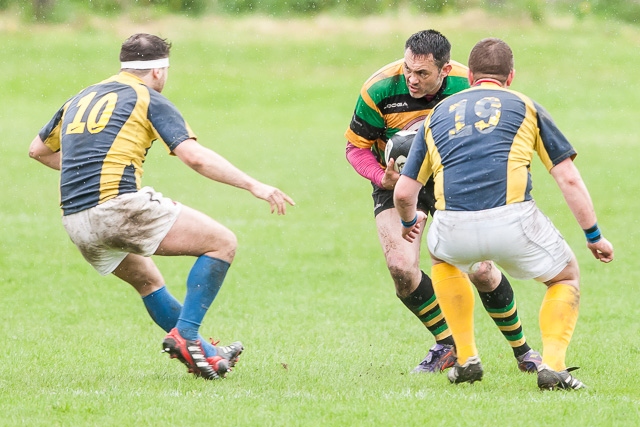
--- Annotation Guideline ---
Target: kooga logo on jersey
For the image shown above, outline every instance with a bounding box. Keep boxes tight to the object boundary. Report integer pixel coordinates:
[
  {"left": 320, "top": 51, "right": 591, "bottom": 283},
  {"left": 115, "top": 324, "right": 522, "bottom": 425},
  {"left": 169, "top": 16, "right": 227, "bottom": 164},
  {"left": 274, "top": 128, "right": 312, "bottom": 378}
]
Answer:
[{"left": 384, "top": 102, "right": 409, "bottom": 110}]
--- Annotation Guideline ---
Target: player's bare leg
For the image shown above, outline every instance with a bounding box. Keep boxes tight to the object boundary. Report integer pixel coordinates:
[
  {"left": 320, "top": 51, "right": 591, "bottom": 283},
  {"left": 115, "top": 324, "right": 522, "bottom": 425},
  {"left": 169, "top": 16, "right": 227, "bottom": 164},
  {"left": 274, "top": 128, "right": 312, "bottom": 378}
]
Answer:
[
  {"left": 376, "top": 208, "right": 456, "bottom": 373},
  {"left": 156, "top": 205, "right": 236, "bottom": 261}
]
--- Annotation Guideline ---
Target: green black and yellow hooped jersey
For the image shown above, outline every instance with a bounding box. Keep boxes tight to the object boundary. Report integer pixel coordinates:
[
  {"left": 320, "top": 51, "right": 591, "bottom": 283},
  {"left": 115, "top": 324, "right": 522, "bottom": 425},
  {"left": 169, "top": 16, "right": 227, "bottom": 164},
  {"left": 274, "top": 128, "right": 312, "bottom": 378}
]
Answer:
[
  {"left": 402, "top": 82, "right": 577, "bottom": 211},
  {"left": 344, "top": 59, "right": 469, "bottom": 166},
  {"left": 39, "top": 72, "right": 196, "bottom": 216}
]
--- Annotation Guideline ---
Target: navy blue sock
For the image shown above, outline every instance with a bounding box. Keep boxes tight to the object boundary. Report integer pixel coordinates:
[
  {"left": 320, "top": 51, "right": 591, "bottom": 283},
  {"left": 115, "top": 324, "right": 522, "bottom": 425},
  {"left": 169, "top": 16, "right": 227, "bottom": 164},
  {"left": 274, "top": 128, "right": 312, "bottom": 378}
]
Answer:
[
  {"left": 175, "top": 255, "right": 230, "bottom": 342},
  {"left": 142, "top": 285, "right": 217, "bottom": 357}
]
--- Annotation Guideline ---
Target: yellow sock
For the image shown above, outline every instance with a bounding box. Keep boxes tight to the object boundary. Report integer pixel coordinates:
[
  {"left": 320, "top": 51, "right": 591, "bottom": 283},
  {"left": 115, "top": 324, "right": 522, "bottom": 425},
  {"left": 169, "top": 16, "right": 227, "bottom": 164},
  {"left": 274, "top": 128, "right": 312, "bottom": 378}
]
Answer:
[
  {"left": 431, "top": 262, "right": 477, "bottom": 364},
  {"left": 539, "top": 284, "right": 580, "bottom": 371}
]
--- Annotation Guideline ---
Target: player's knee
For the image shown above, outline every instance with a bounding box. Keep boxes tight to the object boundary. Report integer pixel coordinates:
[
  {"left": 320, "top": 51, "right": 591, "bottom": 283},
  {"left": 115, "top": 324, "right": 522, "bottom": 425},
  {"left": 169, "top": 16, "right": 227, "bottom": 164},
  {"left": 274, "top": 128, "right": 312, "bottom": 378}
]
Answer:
[
  {"left": 387, "top": 258, "right": 413, "bottom": 279},
  {"left": 468, "top": 261, "right": 498, "bottom": 290},
  {"left": 388, "top": 265, "right": 416, "bottom": 296},
  {"left": 226, "top": 229, "right": 238, "bottom": 249},
  {"left": 219, "top": 230, "right": 238, "bottom": 260},
  {"left": 203, "top": 229, "right": 237, "bottom": 263},
  {"left": 544, "top": 256, "right": 580, "bottom": 289}
]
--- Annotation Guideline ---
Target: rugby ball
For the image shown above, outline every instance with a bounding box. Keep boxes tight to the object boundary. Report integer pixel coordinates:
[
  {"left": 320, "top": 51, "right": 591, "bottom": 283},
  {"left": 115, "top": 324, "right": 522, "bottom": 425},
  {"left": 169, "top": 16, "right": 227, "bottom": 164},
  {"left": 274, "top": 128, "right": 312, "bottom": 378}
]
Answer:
[{"left": 384, "top": 130, "right": 416, "bottom": 173}]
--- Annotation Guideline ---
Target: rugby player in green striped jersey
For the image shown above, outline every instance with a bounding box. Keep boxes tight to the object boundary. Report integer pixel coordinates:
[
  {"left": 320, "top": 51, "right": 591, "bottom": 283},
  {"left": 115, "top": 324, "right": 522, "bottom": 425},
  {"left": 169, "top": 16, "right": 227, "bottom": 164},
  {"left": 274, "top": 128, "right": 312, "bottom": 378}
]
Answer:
[{"left": 345, "top": 30, "right": 541, "bottom": 374}]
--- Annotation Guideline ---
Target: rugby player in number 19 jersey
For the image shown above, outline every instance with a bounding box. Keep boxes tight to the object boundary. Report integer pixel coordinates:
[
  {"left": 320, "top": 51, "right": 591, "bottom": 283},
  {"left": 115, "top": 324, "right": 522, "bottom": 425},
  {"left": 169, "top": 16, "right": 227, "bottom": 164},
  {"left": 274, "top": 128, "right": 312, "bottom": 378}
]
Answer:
[
  {"left": 396, "top": 37, "right": 613, "bottom": 389},
  {"left": 344, "top": 30, "right": 542, "bottom": 374}
]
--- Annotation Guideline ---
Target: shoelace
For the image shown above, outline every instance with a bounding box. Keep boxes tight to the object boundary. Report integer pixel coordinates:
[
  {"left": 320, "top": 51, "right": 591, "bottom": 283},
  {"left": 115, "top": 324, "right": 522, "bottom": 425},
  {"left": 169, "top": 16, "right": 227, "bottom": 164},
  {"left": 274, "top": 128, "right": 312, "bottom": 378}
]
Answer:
[{"left": 562, "top": 367, "right": 585, "bottom": 389}]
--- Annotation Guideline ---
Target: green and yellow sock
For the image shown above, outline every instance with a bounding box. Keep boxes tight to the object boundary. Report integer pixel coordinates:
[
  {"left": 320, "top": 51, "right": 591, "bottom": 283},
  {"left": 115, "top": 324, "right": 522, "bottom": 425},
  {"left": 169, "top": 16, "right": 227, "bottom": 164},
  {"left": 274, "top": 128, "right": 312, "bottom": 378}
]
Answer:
[
  {"left": 398, "top": 271, "right": 455, "bottom": 346},
  {"left": 478, "top": 273, "right": 531, "bottom": 358}
]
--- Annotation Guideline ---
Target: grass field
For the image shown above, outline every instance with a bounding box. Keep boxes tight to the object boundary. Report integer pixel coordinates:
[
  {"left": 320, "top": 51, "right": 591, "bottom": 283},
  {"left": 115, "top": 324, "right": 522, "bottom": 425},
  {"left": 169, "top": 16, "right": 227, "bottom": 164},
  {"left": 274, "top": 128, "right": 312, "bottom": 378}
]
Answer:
[{"left": 1, "top": 9, "right": 639, "bottom": 427}]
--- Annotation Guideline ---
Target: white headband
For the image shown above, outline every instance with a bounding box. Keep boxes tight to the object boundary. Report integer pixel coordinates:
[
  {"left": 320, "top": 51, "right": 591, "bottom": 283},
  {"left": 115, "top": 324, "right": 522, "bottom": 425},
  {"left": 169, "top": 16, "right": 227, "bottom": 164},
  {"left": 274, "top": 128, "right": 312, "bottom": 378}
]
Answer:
[{"left": 120, "top": 57, "right": 169, "bottom": 69}]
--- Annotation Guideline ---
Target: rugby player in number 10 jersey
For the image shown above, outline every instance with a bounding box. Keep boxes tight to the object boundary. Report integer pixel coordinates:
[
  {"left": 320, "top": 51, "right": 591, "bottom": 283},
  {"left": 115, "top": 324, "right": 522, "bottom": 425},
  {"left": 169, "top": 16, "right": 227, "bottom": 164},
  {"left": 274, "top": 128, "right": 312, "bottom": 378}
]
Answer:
[{"left": 29, "top": 33, "right": 295, "bottom": 380}]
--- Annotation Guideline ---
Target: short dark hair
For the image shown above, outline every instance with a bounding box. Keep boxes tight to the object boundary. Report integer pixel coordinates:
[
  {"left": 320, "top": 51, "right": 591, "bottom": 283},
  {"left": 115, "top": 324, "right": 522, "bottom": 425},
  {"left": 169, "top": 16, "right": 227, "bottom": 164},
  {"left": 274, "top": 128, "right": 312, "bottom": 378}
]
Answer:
[
  {"left": 404, "top": 30, "right": 451, "bottom": 69},
  {"left": 468, "top": 38, "right": 514, "bottom": 83},
  {"left": 119, "top": 33, "right": 171, "bottom": 62}
]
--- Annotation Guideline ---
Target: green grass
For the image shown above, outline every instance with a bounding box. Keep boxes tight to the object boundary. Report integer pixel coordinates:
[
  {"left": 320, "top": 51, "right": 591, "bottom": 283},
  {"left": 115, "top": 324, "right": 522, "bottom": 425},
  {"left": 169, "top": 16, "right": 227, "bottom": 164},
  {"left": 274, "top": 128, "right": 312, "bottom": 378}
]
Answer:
[{"left": 1, "top": 10, "right": 639, "bottom": 427}]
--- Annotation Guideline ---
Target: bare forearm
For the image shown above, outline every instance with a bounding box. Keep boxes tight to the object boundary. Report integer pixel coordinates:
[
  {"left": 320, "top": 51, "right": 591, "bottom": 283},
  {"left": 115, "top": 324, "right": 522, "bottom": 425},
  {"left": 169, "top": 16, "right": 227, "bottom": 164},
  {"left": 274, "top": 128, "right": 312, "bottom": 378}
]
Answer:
[
  {"left": 560, "top": 181, "right": 597, "bottom": 229},
  {"left": 550, "top": 158, "right": 614, "bottom": 262},
  {"left": 174, "top": 138, "right": 295, "bottom": 214},
  {"left": 394, "top": 175, "right": 428, "bottom": 242},
  {"left": 394, "top": 175, "right": 421, "bottom": 222},
  {"left": 191, "top": 148, "right": 258, "bottom": 191},
  {"left": 551, "top": 159, "right": 597, "bottom": 229},
  {"left": 175, "top": 139, "right": 259, "bottom": 192}
]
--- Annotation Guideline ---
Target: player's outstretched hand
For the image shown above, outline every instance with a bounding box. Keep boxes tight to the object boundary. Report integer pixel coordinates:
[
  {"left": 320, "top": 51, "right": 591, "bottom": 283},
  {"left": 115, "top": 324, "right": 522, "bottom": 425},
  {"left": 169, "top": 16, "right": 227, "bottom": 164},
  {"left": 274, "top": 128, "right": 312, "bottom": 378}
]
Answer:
[
  {"left": 401, "top": 211, "right": 428, "bottom": 243},
  {"left": 587, "top": 237, "right": 614, "bottom": 263},
  {"left": 251, "top": 183, "right": 295, "bottom": 215},
  {"left": 381, "top": 159, "right": 400, "bottom": 190}
]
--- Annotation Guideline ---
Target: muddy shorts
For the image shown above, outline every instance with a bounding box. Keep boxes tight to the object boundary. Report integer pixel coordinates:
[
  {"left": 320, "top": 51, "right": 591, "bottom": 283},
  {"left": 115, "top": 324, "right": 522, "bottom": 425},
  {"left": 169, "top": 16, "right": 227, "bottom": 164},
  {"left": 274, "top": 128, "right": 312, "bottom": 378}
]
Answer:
[{"left": 61, "top": 187, "right": 182, "bottom": 275}]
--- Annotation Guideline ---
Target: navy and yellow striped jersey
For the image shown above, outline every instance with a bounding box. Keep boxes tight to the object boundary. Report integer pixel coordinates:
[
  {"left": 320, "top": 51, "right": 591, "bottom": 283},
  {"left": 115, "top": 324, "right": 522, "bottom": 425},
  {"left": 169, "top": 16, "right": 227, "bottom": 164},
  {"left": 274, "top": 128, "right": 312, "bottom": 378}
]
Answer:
[
  {"left": 39, "top": 72, "right": 196, "bottom": 215},
  {"left": 402, "top": 81, "right": 577, "bottom": 211},
  {"left": 344, "top": 59, "right": 469, "bottom": 166}
]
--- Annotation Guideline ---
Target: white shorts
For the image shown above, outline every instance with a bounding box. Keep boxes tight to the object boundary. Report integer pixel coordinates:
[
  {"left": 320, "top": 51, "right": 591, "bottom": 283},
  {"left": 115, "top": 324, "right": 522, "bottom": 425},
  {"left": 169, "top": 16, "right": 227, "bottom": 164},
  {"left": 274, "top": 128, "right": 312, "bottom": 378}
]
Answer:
[
  {"left": 61, "top": 187, "right": 182, "bottom": 276},
  {"left": 427, "top": 200, "right": 573, "bottom": 282}
]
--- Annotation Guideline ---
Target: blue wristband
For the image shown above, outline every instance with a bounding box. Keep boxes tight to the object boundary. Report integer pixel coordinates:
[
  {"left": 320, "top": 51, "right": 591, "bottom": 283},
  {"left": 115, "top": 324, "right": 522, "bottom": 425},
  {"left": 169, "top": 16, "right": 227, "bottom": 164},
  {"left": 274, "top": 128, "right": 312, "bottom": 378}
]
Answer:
[
  {"left": 584, "top": 223, "right": 602, "bottom": 244},
  {"left": 401, "top": 214, "right": 418, "bottom": 228}
]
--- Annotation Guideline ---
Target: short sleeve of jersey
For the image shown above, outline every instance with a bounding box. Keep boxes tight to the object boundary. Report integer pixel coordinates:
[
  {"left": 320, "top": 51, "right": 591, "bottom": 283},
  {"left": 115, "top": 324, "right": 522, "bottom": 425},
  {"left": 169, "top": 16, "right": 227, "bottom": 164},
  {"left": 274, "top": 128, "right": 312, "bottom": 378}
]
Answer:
[
  {"left": 533, "top": 100, "right": 577, "bottom": 169},
  {"left": 39, "top": 98, "right": 73, "bottom": 152},
  {"left": 147, "top": 90, "right": 196, "bottom": 152},
  {"left": 347, "top": 94, "right": 386, "bottom": 146}
]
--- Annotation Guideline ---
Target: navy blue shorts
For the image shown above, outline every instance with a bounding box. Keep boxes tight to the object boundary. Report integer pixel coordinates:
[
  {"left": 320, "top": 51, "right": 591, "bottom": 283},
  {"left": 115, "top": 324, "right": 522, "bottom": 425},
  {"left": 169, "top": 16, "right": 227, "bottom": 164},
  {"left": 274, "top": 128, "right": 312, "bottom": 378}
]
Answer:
[{"left": 371, "top": 178, "right": 436, "bottom": 217}]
